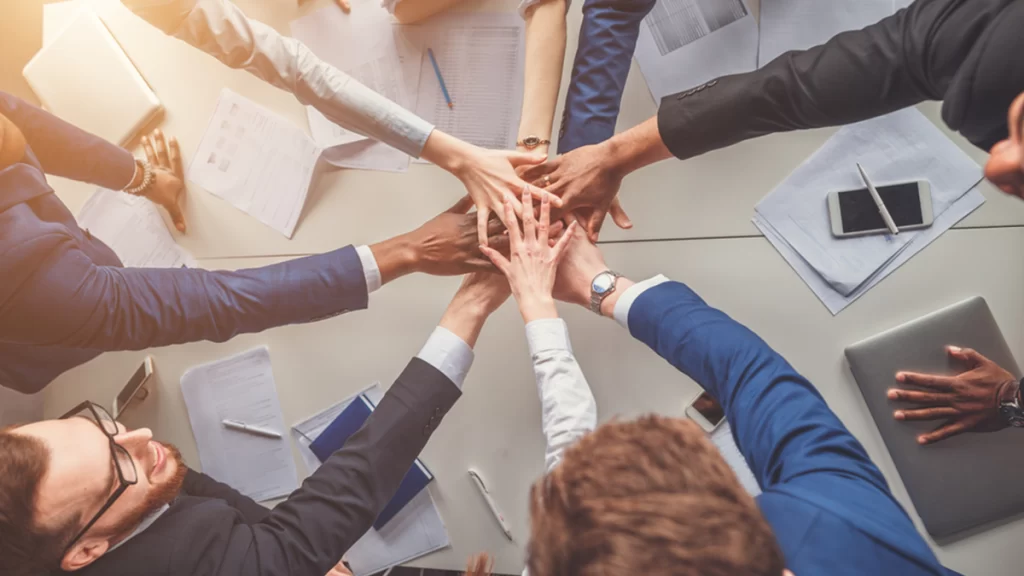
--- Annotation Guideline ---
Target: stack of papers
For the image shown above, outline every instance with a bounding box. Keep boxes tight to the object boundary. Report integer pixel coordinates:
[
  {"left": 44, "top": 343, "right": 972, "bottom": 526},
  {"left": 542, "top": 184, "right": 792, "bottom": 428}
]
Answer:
[
  {"left": 710, "top": 422, "right": 761, "bottom": 497},
  {"left": 291, "top": 0, "right": 423, "bottom": 173},
  {"left": 188, "top": 89, "right": 321, "bottom": 238},
  {"left": 180, "top": 347, "right": 299, "bottom": 502},
  {"left": 759, "top": 0, "right": 907, "bottom": 67},
  {"left": 753, "top": 108, "right": 984, "bottom": 315},
  {"left": 408, "top": 12, "right": 525, "bottom": 153},
  {"left": 78, "top": 188, "right": 196, "bottom": 269},
  {"left": 635, "top": 0, "right": 758, "bottom": 102},
  {"left": 292, "top": 383, "right": 450, "bottom": 576}
]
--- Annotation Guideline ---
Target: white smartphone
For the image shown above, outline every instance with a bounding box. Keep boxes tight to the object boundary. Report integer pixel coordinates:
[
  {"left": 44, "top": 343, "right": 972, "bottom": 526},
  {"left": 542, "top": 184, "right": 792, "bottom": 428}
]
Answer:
[
  {"left": 684, "top": 391, "right": 725, "bottom": 434},
  {"left": 112, "top": 357, "right": 154, "bottom": 419},
  {"left": 827, "top": 181, "right": 933, "bottom": 238}
]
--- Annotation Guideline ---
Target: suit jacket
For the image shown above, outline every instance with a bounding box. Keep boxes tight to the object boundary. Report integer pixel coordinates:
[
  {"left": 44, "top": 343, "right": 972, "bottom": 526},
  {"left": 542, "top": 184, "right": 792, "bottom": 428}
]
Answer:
[
  {"left": 71, "top": 357, "right": 460, "bottom": 576},
  {"left": 626, "top": 281, "right": 951, "bottom": 575},
  {"left": 0, "top": 92, "right": 368, "bottom": 394},
  {"left": 657, "top": 0, "right": 1024, "bottom": 159}
]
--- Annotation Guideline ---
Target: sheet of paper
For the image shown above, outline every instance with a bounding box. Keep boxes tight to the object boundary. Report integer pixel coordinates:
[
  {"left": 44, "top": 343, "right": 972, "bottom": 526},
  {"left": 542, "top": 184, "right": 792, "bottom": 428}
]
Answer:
[
  {"left": 753, "top": 188, "right": 984, "bottom": 315},
  {"left": 758, "top": 0, "right": 894, "bottom": 67},
  {"left": 754, "top": 108, "right": 982, "bottom": 296},
  {"left": 634, "top": 0, "right": 758, "bottom": 102},
  {"left": 188, "top": 88, "right": 320, "bottom": 238},
  {"left": 409, "top": 12, "right": 525, "bottom": 154},
  {"left": 710, "top": 422, "right": 761, "bottom": 497},
  {"left": 0, "top": 387, "right": 43, "bottom": 427},
  {"left": 180, "top": 347, "right": 299, "bottom": 502},
  {"left": 77, "top": 188, "right": 196, "bottom": 269},
  {"left": 291, "top": 383, "right": 451, "bottom": 576}
]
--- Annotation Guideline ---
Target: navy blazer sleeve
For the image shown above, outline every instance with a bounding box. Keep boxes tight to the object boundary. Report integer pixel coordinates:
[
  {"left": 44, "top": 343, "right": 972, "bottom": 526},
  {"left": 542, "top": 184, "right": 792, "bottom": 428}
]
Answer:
[
  {"left": 0, "top": 92, "right": 135, "bottom": 190},
  {"left": 172, "top": 357, "right": 461, "bottom": 576},
  {"left": 0, "top": 242, "right": 368, "bottom": 350},
  {"left": 182, "top": 469, "right": 270, "bottom": 524},
  {"left": 656, "top": 0, "right": 1012, "bottom": 159}
]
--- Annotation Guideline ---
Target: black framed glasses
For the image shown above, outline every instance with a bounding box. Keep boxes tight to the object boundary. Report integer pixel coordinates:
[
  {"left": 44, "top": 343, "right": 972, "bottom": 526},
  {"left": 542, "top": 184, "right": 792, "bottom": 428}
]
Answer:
[{"left": 58, "top": 401, "right": 138, "bottom": 552}]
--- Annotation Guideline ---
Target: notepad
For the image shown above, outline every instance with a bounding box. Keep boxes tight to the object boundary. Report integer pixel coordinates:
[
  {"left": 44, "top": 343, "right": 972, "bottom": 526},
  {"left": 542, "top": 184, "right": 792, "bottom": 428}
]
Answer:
[
  {"left": 309, "top": 394, "right": 434, "bottom": 529},
  {"left": 24, "top": 10, "right": 162, "bottom": 146}
]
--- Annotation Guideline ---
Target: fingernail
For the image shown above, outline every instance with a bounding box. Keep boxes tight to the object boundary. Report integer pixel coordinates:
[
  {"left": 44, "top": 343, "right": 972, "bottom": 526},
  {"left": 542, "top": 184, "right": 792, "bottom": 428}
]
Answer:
[
  {"left": 895, "top": 372, "right": 905, "bottom": 382},
  {"left": 887, "top": 389, "right": 899, "bottom": 399},
  {"left": 918, "top": 436, "right": 928, "bottom": 445},
  {"left": 894, "top": 410, "right": 904, "bottom": 420},
  {"left": 948, "top": 346, "right": 961, "bottom": 353}
]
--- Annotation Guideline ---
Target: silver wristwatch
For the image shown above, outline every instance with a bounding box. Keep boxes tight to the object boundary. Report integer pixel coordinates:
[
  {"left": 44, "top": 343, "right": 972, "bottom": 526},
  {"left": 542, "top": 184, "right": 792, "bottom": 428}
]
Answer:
[
  {"left": 999, "top": 378, "right": 1024, "bottom": 428},
  {"left": 590, "top": 271, "right": 622, "bottom": 314}
]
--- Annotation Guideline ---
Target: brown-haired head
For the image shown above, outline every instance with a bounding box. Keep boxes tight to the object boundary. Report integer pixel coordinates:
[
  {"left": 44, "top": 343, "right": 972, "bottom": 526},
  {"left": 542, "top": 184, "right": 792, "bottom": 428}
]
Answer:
[{"left": 526, "top": 415, "right": 785, "bottom": 576}]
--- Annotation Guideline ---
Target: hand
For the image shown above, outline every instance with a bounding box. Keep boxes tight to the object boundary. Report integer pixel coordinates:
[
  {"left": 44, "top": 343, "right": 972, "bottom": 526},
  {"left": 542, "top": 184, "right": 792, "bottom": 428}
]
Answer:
[
  {"left": 480, "top": 187, "right": 577, "bottom": 323},
  {"left": 403, "top": 196, "right": 509, "bottom": 277},
  {"left": 439, "top": 271, "right": 512, "bottom": 348},
  {"left": 519, "top": 141, "right": 632, "bottom": 242},
  {"left": 140, "top": 129, "right": 187, "bottom": 233},
  {"left": 551, "top": 215, "right": 611, "bottom": 308},
  {"left": 889, "top": 346, "right": 1019, "bottom": 445},
  {"left": 324, "top": 560, "right": 352, "bottom": 576},
  {"left": 453, "top": 145, "right": 561, "bottom": 244}
]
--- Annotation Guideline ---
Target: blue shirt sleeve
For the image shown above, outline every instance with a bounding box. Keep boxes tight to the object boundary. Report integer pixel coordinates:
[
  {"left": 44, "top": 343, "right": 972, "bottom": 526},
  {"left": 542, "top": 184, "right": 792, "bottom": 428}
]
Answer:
[
  {"left": 625, "top": 281, "right": 889, "bottom": 492},
  {"left": 0, "top": 244, "right": 368, "bottom": 350}
]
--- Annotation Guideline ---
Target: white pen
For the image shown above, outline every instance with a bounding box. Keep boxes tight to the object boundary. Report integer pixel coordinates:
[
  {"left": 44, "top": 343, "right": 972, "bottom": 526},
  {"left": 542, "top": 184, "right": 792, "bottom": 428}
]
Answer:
[
  {"left": 856, "top": 162, "right": 899, "bottom": 236},
  {"left": 469, "top": 469, "right": 513, "bottom": 541},
  {"left": 222, "top": 419, "right": 282, "bottom": 439}
]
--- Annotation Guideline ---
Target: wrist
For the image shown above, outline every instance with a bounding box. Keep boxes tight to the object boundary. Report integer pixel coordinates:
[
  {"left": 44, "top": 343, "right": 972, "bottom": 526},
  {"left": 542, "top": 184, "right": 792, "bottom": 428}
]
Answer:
[
  {"left": 124, "top": 159, "right": 144, "bottom": 190},
  {"left": 518, "top": 295, "right": 557, "bottom": 323},
  {"left": 998, "top": 378, "right": 1021, "bottom": 405},
  {"left": 599, "top": 278, "right": 633, "bottom": 318},
  {"left": 370, "top": 234, "right": 418, "bottom": 285},
  {"left": 439, "top": 297, "right": 489, "bottom": 348},
  {"left": 421, "top": 129, "right": 473, "bottom": 174}
]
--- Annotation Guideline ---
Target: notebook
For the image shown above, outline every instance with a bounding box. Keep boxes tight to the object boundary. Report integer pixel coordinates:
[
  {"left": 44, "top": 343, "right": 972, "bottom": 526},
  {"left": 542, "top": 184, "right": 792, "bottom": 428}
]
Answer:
[
  {"left": 845, "top": 297, "right": 1024, "bottom": 540},
  {"left": 309, "top": 394, "right": 434, "bottom": 530},
  {"left": 23, "top": 10, "right": 162, "bottom": 146}
]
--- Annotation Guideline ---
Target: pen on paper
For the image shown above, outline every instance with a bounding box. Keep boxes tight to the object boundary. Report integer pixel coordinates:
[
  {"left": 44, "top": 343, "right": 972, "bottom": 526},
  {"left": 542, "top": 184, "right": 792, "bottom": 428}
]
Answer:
[
  {"left": 469, "top": 469, "right": 513, "bottom": 541},
  {"left": 427, "top": 48, "right": 454, "bottom": 109},
  {"left": 856, "top": 162, "right": 899, "bottom": 236},
  {"left": 222, "top": 419, "right": 283, "bottom": 439}
]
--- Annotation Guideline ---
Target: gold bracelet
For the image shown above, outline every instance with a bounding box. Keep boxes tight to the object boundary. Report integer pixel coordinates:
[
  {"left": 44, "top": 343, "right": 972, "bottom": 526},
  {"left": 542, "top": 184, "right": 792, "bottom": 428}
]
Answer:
[{"left": 123, "top": 159, "right": 154, "bottom": 196}]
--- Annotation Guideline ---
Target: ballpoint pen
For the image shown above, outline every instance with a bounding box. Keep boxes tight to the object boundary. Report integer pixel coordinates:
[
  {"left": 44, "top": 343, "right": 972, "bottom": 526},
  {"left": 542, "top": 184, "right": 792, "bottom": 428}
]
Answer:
[
  {"left": 222, "top": 419, "right": 283, "bottom": 439},
  {"left": 856, "top": 162, "right": 899, "bottom": 235},
  {"left": 469, "top": 469, "right": 513, "bottom": 541},
  {"left": 427, "top": 48, "right": 454, "bottom": 109}
]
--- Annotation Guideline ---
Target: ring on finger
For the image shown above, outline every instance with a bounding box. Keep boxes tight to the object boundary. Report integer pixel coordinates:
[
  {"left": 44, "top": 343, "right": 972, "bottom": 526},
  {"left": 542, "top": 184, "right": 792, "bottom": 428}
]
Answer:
[{"left": 542, "top": 175, "right": 551, "bottom": 186}]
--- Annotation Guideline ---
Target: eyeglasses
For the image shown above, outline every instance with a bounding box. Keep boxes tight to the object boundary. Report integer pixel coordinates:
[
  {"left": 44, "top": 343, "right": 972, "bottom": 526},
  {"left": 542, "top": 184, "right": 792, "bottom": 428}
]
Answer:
[{"left": 58, "top": 401, "right": 139, "bottom": 552}]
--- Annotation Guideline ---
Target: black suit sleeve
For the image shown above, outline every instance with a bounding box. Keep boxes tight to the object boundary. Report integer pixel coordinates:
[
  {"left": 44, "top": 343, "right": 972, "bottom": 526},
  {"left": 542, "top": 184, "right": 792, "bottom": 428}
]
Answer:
[
  {"left": 181, "top": 469, "right": 270, "bottom": 524},
  {"left": 656, "top": 0, "right": 1006, "bottom": 160},
  {"left": 219, "top": 357, "right": 460, "bottom": 576}
]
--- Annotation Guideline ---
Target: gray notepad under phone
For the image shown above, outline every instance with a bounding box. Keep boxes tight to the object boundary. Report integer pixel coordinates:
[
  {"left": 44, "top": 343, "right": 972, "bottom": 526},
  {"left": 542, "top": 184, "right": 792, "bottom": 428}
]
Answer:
[{"left": 845, "top": 296, "right": 1024, "bottom": 540}]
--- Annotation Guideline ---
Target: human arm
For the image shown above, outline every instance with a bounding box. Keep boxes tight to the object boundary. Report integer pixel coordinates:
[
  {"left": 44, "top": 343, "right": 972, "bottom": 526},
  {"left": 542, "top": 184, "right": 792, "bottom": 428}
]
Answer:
[
  {"left": 889, "top": 346, "right": 1020, "bottom": 445},
  {"left": 121, "top": 0, "right": 552, "bottom": 241},
  {"left": 181, "top": 468, "right": 270, "bottom": 524},
  {"left": 0, "top": 199, "right": 502, "bottom": 350},
  {"left": 516, "top": 0, "right": 568, "bottom": 156}
]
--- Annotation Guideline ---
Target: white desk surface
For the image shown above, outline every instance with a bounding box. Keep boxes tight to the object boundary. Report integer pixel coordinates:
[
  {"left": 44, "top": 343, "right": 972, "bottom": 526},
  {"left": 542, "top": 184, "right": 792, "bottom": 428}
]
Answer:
[
  {"left": 35, "top": 1, "right": 1024, "bottom": 575},
  {"left": 42, "top": 227, "right": 1024, "bottom": 575},
  {"left": 45, "top": 0, "right": 1024, "bottom": 261}
]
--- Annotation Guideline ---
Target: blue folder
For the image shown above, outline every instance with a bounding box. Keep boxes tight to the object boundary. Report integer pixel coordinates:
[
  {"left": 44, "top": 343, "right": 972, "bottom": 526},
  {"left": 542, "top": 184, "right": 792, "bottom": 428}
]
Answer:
[{"left": 309, "top": 394, "right": 434, "bottom": 530}]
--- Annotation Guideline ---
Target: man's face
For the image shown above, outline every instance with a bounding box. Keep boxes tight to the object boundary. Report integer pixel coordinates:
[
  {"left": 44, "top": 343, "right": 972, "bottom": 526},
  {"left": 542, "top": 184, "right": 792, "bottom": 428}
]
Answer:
[
  {"left": 985, "top": 91, "right": 1024, "bottom": 199},
  {"left": 0, "top": 111, "right": 27, "bottom": 169},
  {"left": 15, "top": 417, "right": 185, "bottom": 571}
]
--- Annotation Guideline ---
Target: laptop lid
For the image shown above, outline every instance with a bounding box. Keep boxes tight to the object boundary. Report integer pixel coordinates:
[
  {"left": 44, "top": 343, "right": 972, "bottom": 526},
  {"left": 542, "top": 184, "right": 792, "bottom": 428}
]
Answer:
[{"left": 845, "top": 296, "right": 1024, "bottom": 540}]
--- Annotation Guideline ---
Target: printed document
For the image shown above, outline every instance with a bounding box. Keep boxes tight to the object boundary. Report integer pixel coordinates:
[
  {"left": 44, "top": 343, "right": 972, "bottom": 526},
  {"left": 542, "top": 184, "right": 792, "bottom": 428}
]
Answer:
[
  {"left": 181, "top": 347, "right": 299, "bottom": 502},
  {"left": 635, "top": 0, "right": 758, "bottom": 102},
  {"left": 78, "top": 188, "right": 196, "bottom": 269},
  {"left": 753, "top": 108, "right": 984, "bottom": 314},
  {"left": 758, "top": 0, "right": 896, "bottom": 67},
  {"left": 188, "top": 89, "right": 321, "bottom": 238},
  {"left": 409, "top": 12, "right": 525, "bottom": 152},
  {"left": 291, "top": 1, "right": 422, "bottom": 172},
  {"left": 292, "top": 383, "right": 450, "bottom": 576}
]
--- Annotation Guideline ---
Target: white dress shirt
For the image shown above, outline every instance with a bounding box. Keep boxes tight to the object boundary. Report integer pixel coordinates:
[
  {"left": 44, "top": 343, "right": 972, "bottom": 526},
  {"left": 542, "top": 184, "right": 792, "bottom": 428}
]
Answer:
[{"left": 123, "top": 0, "right": 435, "bottom": 157}]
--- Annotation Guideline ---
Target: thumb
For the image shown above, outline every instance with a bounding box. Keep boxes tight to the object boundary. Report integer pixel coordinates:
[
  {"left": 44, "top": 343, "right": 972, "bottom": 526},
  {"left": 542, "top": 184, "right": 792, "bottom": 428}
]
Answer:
[
  {"left": 947, "top": 346, "right": 985, "bottom": 367},
  {"left": 586, "top": 208, "right": 606, "bottom": 243},
  {"left": 608, "top": 198, "right": 633, "bottom": 229},
  {"left": 505, "top": 150, "right": 547, "bottom": 167}
]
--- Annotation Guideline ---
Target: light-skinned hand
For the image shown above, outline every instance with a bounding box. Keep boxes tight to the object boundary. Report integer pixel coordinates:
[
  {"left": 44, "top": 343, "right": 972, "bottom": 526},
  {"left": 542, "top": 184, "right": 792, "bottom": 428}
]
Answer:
[
  {"left": 139, "top": 129, "right": 187, "bottom": 233},
  {"left": 889, "top": 346, "right": 1019, "bottom": 445},
  {"left": 480, "top": 187, "right": 577, "bottom": 323}
]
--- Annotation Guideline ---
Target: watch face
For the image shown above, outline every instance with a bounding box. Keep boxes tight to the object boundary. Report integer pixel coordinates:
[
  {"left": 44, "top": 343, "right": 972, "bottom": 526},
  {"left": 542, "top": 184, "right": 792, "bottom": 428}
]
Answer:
[
  {"left": 592, "top": 273, "right": 615, "bottom": 294},
  {"left": 523, "top": 136, "right": 540, "bottom": 147}
]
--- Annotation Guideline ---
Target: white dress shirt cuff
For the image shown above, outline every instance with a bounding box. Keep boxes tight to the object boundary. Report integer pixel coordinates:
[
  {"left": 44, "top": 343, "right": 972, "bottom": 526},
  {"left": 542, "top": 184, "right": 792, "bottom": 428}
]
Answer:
[
  {"left": 613, "top": 275, "right": 671, "bottom": 330},
  {"left": 525, "top": 318, "right": 573, "bottom": 356},
  {"left": 417, "top": 326, "right": 475, "bottom": 390},
  {"left": 354, "top": 245, "right": 382, "bottom": 294}
]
